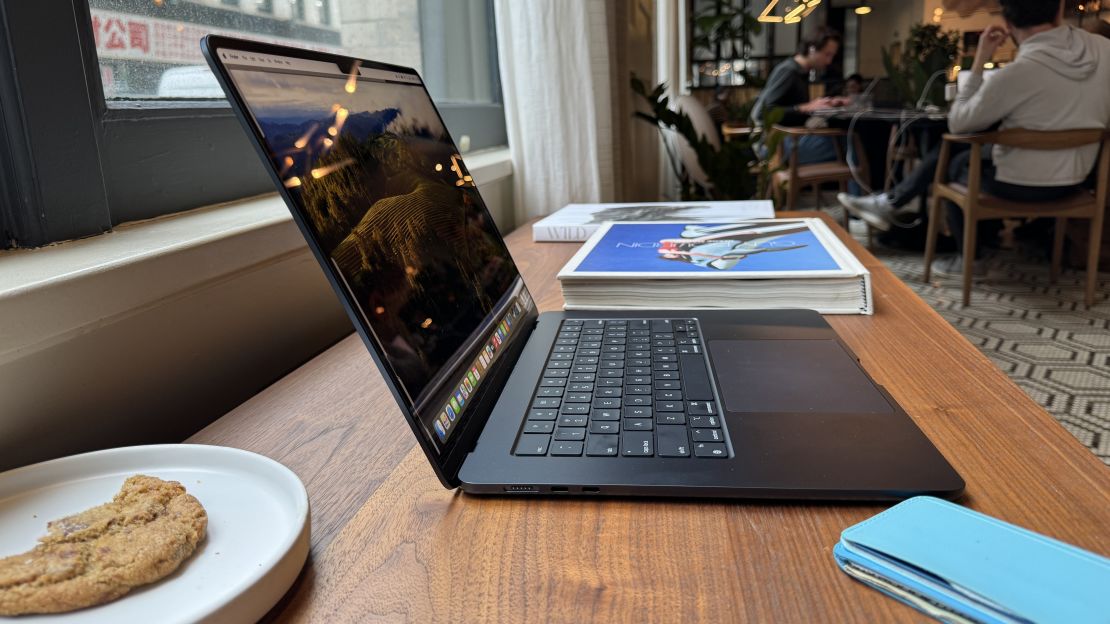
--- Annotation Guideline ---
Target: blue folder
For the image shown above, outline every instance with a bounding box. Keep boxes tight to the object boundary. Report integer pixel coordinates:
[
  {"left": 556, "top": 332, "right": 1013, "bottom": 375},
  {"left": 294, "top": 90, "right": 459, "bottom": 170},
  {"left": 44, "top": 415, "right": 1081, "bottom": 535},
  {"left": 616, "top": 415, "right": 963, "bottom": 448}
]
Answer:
[{"left": 833, "top": 496, "right": 1110, "bottom": 623}]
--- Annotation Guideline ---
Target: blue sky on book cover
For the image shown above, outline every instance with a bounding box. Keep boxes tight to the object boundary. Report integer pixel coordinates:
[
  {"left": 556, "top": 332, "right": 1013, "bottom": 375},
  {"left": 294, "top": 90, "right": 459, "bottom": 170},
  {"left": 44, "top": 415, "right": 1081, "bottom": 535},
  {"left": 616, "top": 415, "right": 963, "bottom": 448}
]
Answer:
[{"left": 573, "top": 223, "right": 841, "bottom": 273}]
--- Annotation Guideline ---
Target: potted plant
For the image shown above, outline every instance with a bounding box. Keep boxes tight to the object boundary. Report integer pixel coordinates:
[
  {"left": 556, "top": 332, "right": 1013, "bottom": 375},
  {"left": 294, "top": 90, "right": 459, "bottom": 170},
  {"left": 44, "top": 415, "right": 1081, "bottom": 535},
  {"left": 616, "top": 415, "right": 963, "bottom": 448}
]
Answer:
[
  {"left": 631, "top": 74, "right": 783, "bottom": 201},
  {"left": 881, "top": 23, "right": 960, "bottom": 107}
]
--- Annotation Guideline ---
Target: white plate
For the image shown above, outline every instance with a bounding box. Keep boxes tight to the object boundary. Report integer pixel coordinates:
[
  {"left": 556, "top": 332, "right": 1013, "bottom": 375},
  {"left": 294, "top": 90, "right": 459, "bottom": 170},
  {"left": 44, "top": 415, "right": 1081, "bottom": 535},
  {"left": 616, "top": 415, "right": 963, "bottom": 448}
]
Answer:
[{"left": 0, "top": 444, "right": 309, "bottom": 623}]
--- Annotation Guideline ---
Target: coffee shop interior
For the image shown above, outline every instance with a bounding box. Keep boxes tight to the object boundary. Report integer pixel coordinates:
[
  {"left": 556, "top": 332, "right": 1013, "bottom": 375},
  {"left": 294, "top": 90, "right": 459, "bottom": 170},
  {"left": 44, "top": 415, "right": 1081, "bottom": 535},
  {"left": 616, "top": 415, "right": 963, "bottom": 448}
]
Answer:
[{"left": 0, "top": 0, "right": 1108, "bottom": 621}]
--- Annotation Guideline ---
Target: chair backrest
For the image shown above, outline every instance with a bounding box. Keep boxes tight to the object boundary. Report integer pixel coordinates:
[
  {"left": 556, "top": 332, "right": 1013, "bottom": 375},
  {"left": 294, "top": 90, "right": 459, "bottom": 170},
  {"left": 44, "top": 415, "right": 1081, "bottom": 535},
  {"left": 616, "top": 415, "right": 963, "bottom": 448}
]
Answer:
[
  {"left": 669, "top": 94, "right": 721, "bottom": 189},
  {"left": 985, "top": 128, "right": 1106, "bottom": 151}
]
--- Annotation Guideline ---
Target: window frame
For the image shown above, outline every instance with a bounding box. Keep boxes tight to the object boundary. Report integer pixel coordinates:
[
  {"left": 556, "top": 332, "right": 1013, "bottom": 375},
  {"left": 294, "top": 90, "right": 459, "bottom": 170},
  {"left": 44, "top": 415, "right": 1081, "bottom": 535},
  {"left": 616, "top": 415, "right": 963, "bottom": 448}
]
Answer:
[{"left": 0, "top": 0, "right": 506, "bottom": 249}]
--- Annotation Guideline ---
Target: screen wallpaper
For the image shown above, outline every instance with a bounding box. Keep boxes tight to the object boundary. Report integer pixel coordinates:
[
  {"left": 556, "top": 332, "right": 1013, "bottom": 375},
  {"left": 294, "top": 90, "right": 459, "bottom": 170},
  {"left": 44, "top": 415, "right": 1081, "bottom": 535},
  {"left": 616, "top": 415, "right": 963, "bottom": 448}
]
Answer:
[{"left": 226, "top": 60, "right": 521, "bottom": 419}]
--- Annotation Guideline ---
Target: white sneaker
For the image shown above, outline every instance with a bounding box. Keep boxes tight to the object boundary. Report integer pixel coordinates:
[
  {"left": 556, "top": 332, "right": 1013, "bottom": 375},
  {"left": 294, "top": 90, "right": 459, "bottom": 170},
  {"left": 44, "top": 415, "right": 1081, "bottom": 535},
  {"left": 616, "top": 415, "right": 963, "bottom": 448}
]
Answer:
[
  {"left": 836, "top": 192, "right": 896, "bottom": 232},
  {"left": 930, "top": 255, "right": 988, "bottom": 278}
]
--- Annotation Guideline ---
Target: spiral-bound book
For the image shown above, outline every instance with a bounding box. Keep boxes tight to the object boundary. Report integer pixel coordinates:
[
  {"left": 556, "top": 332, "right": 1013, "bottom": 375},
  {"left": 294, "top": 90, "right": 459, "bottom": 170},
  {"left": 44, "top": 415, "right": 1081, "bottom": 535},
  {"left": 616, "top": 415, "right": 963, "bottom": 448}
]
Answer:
[{"left": 557, "top": 219, "right": 872, "bottom": 314}]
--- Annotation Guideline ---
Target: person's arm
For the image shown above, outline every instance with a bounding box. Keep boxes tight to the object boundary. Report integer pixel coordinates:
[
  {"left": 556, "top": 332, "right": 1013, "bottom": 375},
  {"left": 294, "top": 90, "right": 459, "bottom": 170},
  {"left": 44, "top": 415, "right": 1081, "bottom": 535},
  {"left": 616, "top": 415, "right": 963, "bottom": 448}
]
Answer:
[
  {"left": 948, "top": 24, "right": 1024, "bottom": 133},
  {"left": 750, "top": 65, "right": 796, "bottom": 124}
]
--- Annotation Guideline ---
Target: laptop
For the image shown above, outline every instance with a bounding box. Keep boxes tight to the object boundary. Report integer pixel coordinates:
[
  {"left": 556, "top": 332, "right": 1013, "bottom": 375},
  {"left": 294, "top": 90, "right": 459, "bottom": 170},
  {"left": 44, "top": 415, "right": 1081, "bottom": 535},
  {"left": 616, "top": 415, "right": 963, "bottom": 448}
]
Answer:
[{"left": 201, "top": 36, "right": 964, "bottom": 500}]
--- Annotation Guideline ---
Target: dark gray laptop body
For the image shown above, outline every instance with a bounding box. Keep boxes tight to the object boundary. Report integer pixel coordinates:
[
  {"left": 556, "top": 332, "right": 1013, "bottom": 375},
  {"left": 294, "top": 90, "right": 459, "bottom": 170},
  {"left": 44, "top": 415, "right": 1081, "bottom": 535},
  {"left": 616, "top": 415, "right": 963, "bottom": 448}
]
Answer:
[{"left": 202, "top": 36, "right": 964, "bottom": 501}]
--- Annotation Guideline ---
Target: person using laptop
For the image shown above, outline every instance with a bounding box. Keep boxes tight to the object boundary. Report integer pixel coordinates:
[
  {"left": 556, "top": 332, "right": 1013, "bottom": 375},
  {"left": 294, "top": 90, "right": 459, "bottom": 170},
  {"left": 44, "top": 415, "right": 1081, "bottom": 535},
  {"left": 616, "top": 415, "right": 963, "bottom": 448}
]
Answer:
[
  {"left": 839, "top": 0, "right": 1110, "bottom": 274},
  {"left": 750, "top": 28, "right": 850, "bottom": 165}
]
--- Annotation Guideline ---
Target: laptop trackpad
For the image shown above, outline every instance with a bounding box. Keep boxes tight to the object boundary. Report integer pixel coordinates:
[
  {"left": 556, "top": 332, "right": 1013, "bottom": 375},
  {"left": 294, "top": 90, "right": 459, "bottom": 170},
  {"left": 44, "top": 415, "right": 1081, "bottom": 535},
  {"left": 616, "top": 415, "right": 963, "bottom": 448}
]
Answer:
[{"left": 708, "top": 340, "right": 893, "bottom": 414}]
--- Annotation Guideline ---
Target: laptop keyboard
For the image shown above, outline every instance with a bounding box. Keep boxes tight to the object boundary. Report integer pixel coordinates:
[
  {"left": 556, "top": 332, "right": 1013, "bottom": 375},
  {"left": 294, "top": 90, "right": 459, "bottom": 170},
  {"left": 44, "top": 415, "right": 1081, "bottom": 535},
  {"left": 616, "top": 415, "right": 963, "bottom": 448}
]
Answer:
[{"left": 513, "top": 318, "right": 729, "bottom": 458}]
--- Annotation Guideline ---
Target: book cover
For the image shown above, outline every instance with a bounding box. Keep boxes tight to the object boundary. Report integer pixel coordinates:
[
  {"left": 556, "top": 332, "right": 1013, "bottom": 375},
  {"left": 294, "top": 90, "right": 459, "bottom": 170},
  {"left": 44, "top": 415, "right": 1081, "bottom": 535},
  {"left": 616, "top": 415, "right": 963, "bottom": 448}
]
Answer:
[
  {"left": 532, "top": 201, "right": 774, "bottom": 242},
  {"left": 560, "top": 220, "right": 856, "bottom": 278}
]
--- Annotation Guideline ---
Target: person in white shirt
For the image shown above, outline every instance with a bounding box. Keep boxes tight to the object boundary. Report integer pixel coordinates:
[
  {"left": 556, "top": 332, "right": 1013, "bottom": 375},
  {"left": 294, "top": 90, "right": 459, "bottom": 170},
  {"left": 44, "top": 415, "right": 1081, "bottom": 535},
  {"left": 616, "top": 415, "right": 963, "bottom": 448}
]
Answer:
[{"left": 838, "top": 0, "right": 1110, "bottom": 273}]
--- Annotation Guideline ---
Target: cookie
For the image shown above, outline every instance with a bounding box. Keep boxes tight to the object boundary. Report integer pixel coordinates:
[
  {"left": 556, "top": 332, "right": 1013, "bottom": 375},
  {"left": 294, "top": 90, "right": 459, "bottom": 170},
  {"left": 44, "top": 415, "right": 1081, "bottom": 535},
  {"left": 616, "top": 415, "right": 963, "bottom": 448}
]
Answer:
[{"left": 0, "top": 474, "right": 207, "bottom": 615}]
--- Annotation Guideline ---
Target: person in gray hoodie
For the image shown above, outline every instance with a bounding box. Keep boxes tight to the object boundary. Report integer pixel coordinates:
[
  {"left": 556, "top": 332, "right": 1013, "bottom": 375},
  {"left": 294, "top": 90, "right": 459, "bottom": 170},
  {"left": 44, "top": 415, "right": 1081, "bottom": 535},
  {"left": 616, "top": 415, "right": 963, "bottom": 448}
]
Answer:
[{"left": 838, "top": 0, "right": 1110, "bottom": 273}]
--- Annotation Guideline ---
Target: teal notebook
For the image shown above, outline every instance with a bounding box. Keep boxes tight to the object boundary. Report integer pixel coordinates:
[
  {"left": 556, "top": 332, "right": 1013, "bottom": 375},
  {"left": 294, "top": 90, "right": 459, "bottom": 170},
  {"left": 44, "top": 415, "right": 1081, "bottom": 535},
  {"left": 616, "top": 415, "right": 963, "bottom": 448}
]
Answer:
[{"left": 834, "top": 496, "right": 1110, "bottom": 623}]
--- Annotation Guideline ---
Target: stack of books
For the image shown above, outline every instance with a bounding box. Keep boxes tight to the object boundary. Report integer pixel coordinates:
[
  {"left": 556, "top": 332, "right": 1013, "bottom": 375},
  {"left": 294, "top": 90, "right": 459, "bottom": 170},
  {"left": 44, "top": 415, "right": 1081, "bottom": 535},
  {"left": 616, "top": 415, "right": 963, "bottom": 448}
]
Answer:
[{"left": 556, "top": 219, "right": 872, "bottom": 314}]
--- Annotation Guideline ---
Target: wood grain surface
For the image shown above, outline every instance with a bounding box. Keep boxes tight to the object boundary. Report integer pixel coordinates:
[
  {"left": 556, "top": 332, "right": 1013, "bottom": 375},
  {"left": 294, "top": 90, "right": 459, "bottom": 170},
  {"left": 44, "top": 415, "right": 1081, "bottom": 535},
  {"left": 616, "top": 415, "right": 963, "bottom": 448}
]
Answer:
[{"left": 189, "top": 212, "right": 1110, "bottom": 623}]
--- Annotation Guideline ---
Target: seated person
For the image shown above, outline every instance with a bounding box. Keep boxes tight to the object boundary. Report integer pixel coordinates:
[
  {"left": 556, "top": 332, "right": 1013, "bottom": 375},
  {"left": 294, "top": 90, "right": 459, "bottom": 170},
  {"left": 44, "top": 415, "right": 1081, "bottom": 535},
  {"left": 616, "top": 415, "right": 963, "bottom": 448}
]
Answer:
[
  {"left": 843, "top": 73, "right": 865, "bottom": 98},
  {"left": 839, "top": 0, "right": 1110, "bottom": 275},
  {"left": 750, "top": 28, "right": 850, "bottom": 165}
]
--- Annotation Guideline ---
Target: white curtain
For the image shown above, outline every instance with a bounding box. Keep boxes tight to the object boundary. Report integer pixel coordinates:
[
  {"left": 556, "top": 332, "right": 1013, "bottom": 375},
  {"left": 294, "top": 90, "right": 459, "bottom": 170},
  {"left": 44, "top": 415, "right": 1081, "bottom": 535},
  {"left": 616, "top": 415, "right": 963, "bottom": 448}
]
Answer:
[{"left": 494, "top": 1, "right": 616, "bottom": 223}]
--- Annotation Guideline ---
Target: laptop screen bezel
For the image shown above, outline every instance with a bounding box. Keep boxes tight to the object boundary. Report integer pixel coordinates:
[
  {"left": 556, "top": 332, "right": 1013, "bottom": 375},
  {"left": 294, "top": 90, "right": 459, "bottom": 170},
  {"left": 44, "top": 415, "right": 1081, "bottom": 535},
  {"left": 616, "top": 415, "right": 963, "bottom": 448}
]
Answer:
[{"left": 201, "top": 34, "right": 537, "bottom": 488}]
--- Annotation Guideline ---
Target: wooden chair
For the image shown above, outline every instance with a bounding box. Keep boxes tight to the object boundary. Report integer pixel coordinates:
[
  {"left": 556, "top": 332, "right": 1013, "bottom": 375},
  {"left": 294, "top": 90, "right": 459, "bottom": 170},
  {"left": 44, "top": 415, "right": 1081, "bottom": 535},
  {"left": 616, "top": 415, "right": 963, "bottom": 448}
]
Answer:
[
  {"left": 923, "top": 129, "right": 1110, "bottom": 307},
  {"left": 770, "top": 124, "right": 869, "bottom": 232}
]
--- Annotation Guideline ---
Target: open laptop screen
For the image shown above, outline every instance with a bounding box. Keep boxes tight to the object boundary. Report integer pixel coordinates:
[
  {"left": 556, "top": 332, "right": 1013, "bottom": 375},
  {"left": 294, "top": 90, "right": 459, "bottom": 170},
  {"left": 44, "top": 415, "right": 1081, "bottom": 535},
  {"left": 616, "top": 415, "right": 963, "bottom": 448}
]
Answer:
[{"left": 219, "top": 48, "right": 531, "bottom": 451}]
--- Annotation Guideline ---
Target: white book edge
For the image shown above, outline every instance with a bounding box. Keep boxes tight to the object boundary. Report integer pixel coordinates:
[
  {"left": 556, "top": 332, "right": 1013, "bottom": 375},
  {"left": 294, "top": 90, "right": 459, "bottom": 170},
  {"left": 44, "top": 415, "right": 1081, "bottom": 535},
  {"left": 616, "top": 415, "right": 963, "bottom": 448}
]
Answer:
[{"left": 532, "top": 201, "right": 774, "bottom": 242}]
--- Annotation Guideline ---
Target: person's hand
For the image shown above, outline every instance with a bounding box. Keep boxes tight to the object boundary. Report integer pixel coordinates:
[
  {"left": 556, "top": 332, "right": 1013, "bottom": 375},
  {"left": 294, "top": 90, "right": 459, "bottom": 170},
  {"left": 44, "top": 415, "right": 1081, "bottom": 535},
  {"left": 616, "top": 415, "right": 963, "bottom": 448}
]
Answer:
[
  {"left": 975, "top": 24, "right": 1009, "bottom": 70},
  {"left": 797, "top": 97, "right": 843, "bottom": 113}
]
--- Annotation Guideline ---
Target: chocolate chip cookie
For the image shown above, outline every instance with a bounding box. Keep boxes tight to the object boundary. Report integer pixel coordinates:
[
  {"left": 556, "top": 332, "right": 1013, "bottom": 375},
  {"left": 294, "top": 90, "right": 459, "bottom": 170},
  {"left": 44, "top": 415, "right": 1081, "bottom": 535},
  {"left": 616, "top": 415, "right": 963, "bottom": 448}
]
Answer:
[{"left": 0, "top": 474, "right": 207, "bottom": 615}]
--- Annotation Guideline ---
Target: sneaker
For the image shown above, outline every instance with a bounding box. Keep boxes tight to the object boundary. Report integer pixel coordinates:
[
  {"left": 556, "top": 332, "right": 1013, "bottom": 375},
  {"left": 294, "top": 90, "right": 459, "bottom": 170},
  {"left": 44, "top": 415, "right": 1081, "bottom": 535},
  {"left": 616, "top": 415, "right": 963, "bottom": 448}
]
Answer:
[
  {"left": 836, "top": 193, "right": 896, "bottom": 232},
  {"left": 930, "top": 254, "right": 988, "bottom": 278}
]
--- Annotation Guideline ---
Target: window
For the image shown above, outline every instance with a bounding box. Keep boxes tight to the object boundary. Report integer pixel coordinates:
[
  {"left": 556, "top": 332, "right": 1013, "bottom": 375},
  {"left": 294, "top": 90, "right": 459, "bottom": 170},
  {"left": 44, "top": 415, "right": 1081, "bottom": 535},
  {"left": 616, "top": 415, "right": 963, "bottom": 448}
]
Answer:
[{"left": 0, "top": 0, "right": 505, "bottom": 248}]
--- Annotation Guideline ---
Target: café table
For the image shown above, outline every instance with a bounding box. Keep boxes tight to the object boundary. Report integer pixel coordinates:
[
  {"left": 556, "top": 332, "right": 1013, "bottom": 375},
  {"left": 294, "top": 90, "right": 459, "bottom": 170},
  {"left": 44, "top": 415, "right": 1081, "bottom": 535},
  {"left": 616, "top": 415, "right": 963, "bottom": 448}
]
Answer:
[{"left": 189, "top": 212, "right": 1110, "bottom": 622}]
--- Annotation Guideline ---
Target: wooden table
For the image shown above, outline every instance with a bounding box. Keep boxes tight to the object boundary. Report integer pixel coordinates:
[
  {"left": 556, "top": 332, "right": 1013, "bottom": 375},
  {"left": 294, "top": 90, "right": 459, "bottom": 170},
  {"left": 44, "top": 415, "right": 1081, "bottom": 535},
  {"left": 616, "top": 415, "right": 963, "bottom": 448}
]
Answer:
[{"left": 189, "top": 212, "right": 1110, "bottom": 622}]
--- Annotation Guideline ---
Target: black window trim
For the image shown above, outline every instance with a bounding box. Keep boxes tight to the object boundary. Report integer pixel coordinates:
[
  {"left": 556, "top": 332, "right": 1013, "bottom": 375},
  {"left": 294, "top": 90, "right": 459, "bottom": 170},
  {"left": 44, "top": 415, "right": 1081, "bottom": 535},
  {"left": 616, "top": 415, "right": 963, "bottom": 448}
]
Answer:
[{"left": 0, "top": 0, "right": 506, "bottom": 249}]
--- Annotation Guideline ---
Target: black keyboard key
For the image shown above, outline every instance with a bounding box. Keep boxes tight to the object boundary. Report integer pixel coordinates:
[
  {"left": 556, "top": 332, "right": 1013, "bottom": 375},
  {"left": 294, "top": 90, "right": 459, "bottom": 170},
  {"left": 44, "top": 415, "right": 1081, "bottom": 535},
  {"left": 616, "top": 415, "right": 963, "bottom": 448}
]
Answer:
[
  {"left": 537, "top": 387, "right": 564, "bottom": 397},
  {"left": 656, "top": 412, "right": 686, "bottom": 425},
  {"left": 679, "top": 354, "right": 714, "bottom": 400},
  {"left": 570, "top": 373, "right": 595, "bottom": 382},
  {"left": 692, "top": 428, "right": 725, "bottom": 442},
  {"left": 628, "top": 350, "right": 652, "bottom": 358},
  {"left": 592, "top": 397, "right": 621, "bottom": 409},
  {"left": 555, "top": 338, "right": 578, "bottom": 346},
  {"left": 578, "top": 348, "right": 600, "bottom": 356},
  {"left": 554, "top": 427, "right": 586, "bottom": 441},
  {"left": 548, "top": 353, "right": 573, "bottom": 361},
  {"left": 568, "top": 382, "right": 594, "bottom": 392},
  {"left": 550, "top": 441, "right": 584, "bottom": 456},
  {"left": 598, "top": 369, "right": 624, "bottom": 378},
  {"left": 591, "top": 408, "right": 621, "bottom": 421},
  {"left": 590, "top": 420, "right": 620, "bottom": 434},
  {"left": 688, "top": 414, "right": 721, "bottom": 428},
  {"left": 540, "top": 378, "right": 567, "bottom": 387},
  {"left": 544, "top": 369, "right": 570, "bottom": 378},
  {"left": 514, "top": 434, "right": 550, "bottom": 456},
  {"left": 655, "top": 401, "right": 683, "bottom": 412},
  {"left": 532, "top": 397, "right": 561, "bottom": 409},
  {"left": 572, "top": 365, "right": 597, "bottom": 373},
  {"left": 524, "top": 421, "right": 555, "bottom": 434},
  {"left": 655, "top": 390, "right": 683, "bottom": 401},
  {"left": 650, "top": 320, "right": 672, "bottom": 332},
  {"left": 677, "top": 345, "right": 702, "bottom": 355},
  {"left": 628, "top": 320, "right": 649, "bottom": 329},
  {"left": 560, "top": 404, "right": 589, "bottom": 415},
  {"left": 600, "top": 352, "right": 625, "bottom": 360},
  {"left": 596, "top": 387, "right": 622, "bottom": 398},
  {"left": 527, "top": 409, "right": 557, "bottom": 421},
  {"left": 625, "top": 395, "right": 652, "bottom": 406},
  {"left": 597, "top": 378, "right": 623, "bottom": 387},
  {"left": 553, "top": 345, "right": 576, "bottom": 353},
  {"left": 600, "top": 361, "right": 625, "bottom": 369},
  {"left": 586, "top": 434, "right": 619, "bottom": 456},
  {"left": 562, "top": 319, "right": 584, "bottom": 326},
  {"left": 582, "top": 320, "right": 604, "bottom": 328},
  {"left": 574, "top": 356, "right": 599, "bottom": 365},
  {"left": 656, "top": 380, "right": 682, "bottom": 390},
  {"left": 657, "top": 425, "right": 690, "bottom": 457},
  {"left": 602, "top": 344, "right": 624, "bottom": 353},
  {"left": 623, "top": 418, "right": 653, "bottom": 431},
  {"left": 625, "top": 375, "right": 651, "bottom": 385},
  {"left": 564, "top": 392, "right": 593, "bottom": 403},
  {"left": 626, "top": 385, "right": 652, "bottom": 395},
  {"left": 559, "top": 414, "right": 587, "bottom": 427},
  {"left": 621, "top": 431, "right": 654, "bottom": 456},
  {"left": 653, "top": 362, "right": 678, "bottom": 371},
  {"left": 653, "top": 354, "right": 677, "bottom": 363},
  {"left": 654, "top": 370, "right": 679, "bottom": 380},
  {"left": 623, "top": 405, "right": 653, "bottom": 419},
  {"left": 687, "top": 401, "right": 715, "bottom": 415},
  {"left": 694, "top": 442, "right": 728, "bottom": 458}
]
